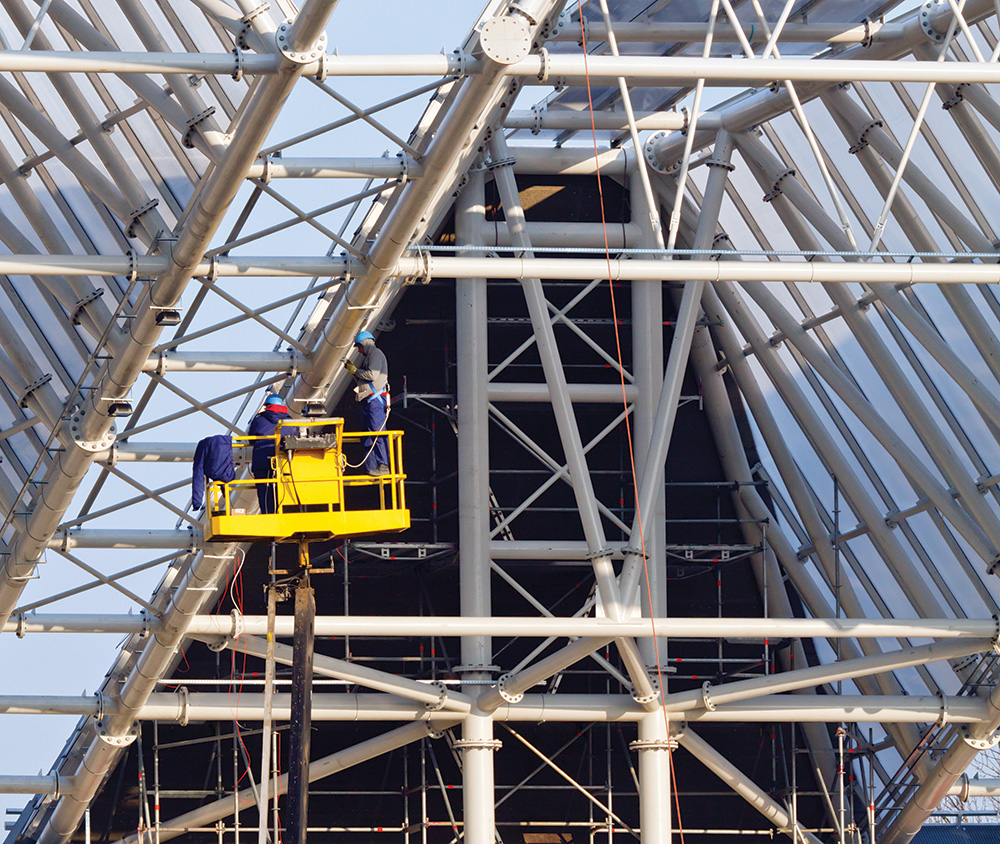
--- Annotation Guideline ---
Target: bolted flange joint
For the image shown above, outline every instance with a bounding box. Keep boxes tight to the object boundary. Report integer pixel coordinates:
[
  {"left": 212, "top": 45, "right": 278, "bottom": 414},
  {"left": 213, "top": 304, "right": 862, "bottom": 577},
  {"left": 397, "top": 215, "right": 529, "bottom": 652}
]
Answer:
[
  {"left": 423, "top": 680, "right": 448, "bottom": 712},
  {"left": 275, "top": 21, "right": 328, "bottom": 65},
  {"left": 632, "top": 674, "right": 660, "bottom": 706},
  {"left": 630, "top": 737, "right": 678, "bottom": 752},
  {"left": 644, "top": 132, "right": 671, "bottom": 174},
  {"left": 962, "top": 725, "right": 1000, "bottom": 750},
  {"left": 496, "top": 672, "right": 524, "bottom": 704},
  {"left": 69, "top": 412, "right": 116, "bottom": 453},
  {"left": 919, "top": 0, "right": 949, "bottom": 43},
  {"left": 96, "top": 722, "right": 137, "bottom": 747},
  {"left": 453, "top": 738, "right": 503, "bottom": 751}
]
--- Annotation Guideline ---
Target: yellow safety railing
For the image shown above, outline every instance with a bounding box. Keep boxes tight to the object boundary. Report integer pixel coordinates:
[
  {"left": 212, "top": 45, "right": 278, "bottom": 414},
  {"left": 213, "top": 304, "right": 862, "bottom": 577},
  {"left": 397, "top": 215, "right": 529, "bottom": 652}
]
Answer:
[{"left": 204, "top": 418, "right": 408, "bottom": 543}]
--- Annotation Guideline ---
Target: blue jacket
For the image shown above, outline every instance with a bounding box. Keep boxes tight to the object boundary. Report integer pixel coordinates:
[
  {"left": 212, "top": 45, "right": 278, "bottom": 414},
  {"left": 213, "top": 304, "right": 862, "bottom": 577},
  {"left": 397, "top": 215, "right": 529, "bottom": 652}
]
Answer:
[
  {"left": 249, "top": 408, "right": 292, "bottom": 474},
  {"left": 192, "top": 434, "right": 235, "bottom": 507}
]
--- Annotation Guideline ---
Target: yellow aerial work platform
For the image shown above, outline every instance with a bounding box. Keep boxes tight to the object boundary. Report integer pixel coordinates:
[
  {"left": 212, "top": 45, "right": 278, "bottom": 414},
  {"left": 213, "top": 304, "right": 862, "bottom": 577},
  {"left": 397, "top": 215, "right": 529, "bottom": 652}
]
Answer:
[{"left": 204, "top": 418, "right": 409, "bottom": 543}]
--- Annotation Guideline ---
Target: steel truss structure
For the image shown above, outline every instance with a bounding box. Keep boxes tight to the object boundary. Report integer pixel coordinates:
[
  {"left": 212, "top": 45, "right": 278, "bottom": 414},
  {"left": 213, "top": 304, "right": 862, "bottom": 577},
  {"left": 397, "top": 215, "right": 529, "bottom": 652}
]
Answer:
[{"left": 8, "top": 0, "right": 1000, "bottom": 842}]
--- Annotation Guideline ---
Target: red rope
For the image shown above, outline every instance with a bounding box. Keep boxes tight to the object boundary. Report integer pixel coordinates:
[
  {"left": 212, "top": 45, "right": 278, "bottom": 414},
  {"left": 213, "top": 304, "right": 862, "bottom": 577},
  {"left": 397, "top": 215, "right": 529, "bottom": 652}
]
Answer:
[{"left": 577, "top": 6, "right": 683, "bottom": 842}]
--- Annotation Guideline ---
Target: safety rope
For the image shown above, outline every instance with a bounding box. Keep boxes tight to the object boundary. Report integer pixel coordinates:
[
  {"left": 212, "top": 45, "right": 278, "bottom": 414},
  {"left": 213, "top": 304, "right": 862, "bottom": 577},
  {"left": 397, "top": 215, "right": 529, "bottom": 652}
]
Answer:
[{"left": 577, "top": 5, "right": 684, "bottom": 841}]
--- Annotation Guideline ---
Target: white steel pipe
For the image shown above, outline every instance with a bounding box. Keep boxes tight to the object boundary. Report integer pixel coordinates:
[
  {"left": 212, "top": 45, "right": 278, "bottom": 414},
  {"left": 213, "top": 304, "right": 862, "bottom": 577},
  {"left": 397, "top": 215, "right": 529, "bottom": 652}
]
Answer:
[
  {"left": 245, "top": 156, "right": 424, "bottom": 180},
  {"left": 6, "top": 614, "right": 999, "bottom": 640},
  {"left": 678, "top": 727, "right": 822, "bottom": 844},
  {"left": 0, "top": 775, "right": 64, "bottom": 795},
  {"left": 6, "top": 254, "right": 1000, "bottom": 283},
  {"left": 488, "top": 383, "right": 639, "bottom": 402},
  {"left": 479, "top": 221, "right": 641, "bottom": 248},
  {"left": 96, "top": 444, "right": 196, "bottom": 463},
  {"left": 505, "top": 109, "right": 690, "bottom": 131},
  {"left": 141, "top": 351, "right": 310, "bottom": 373},
  {"left": 0, "top": 693, "right": 989, "bottom": 724},
  {"left": 555, "top": 21, "right": 906, "bottom": 44},
  {"left": 46, "top": 529, "right": 200, "bottom": 550}
]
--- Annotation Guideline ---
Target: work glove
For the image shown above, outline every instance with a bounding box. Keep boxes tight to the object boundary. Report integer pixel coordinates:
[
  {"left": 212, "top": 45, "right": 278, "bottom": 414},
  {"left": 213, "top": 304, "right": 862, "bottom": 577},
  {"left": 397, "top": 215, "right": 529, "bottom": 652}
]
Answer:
[{"left": 343, "top": 360, "right": 358, "bottom": 374}]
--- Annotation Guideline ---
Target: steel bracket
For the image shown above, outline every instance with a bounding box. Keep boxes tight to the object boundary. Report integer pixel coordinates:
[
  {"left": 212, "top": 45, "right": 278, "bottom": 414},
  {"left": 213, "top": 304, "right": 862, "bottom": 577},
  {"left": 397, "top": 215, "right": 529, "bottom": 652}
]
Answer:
[
  {"left": 70, "top": 288, "right": 105, "bottom": 325},
  {"left": 763, "top": 167, "right": 796, "bottom": 203},
  {"left": 126, "top": 197, "right": 160, "bottom": 237},
  {"left": 538, "top": 8, "right": 568, "bottom": 41},
  {"left": 18, "top": 373, "right": 52, "bottom": 408},
  {"left": 96, "top": 723, "right": 137, "bottom": 747},
  {"left": 496, "top": 672, "right": 524, "bottom": 704},
  {"left": 182, "top": 108, "right": 215, "bottom": 150},
  {"left": 276, "top": 20, "right": 327, "bottom": 64}
]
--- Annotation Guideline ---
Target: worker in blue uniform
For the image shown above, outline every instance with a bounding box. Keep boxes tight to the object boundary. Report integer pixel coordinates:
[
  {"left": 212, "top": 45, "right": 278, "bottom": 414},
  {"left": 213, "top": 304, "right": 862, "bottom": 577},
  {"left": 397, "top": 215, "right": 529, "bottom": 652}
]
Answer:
[
  {"left": 192, "top": 434, "right": 235, "bottom": 512},
  {"left": 343, "top": 330, "right": 390, "bottom": 475},
  {"left": 249, "top": 393, "right": 292, "bottom": 513}
]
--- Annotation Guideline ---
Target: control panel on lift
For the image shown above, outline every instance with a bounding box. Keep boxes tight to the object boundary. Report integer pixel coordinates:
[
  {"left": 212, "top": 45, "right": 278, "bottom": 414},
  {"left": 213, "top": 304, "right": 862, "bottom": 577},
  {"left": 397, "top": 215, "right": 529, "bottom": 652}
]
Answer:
[{"left": 204, "top": 418, "right": 409, "bottom": 543}]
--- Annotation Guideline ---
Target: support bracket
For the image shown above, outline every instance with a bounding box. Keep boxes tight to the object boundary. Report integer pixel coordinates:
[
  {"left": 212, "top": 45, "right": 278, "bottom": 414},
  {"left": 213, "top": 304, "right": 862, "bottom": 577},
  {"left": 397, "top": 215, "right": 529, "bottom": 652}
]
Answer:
[
  {"left": 18, "top": 373, "right": 52, "bottom": 408},
  {"left": 763, "top": 168, "right": 796, "bottom": 203},
  {"left": 848, "top": 119, "right": 883, "bottom": 155},
  {"left": 237, "top": 3, "right": 270, "bottom": 49},
  {"left": 70, "top": 288, "right": 105, "bottom": 325},
  {"left": 126, "top": 198, "right": 160, "bottom": 237}
]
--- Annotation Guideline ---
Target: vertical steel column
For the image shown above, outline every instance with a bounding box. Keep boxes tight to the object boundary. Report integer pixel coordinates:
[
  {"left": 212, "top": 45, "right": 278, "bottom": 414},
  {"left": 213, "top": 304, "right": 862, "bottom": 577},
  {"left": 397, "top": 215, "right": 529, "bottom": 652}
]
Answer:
[
  {"left": 286, "top": 567, "right": 315, "bottom": 844},
  {"left": 635, "top": 714, "right": 671, "bottom": 844},
  {"left": 455, "top": 166, "right": 497, "bottom": 844},
  {"left": 628, "top": 167, "right": 665, "bottom": 668},
  {"left": 257, "top": 586, "right": 277, "bottom": 844}
]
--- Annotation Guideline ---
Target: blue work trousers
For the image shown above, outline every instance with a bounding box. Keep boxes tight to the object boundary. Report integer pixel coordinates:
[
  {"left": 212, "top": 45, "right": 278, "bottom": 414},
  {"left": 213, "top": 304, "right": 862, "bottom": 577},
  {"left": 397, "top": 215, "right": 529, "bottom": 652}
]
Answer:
[{"left": 361, "top": 395, "right": 389, "bottom": 472}]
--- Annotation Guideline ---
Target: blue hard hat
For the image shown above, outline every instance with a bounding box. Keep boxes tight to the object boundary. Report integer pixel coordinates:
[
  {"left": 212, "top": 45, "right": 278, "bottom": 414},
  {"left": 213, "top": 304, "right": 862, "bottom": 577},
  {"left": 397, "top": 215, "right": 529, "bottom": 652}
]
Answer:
[
  {"left": 355, "top": 330, "right": 374, "bottom": 345},
  {"left": 263, "top": 393, "right": 283, "bottom": 406}
]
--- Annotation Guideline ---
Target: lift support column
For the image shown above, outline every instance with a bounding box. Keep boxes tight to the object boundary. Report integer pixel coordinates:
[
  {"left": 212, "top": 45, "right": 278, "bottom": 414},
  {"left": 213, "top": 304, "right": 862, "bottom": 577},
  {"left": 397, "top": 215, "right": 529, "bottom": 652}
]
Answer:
[{"left": 286, "top": 548, "right": 315, "bottom": 844}]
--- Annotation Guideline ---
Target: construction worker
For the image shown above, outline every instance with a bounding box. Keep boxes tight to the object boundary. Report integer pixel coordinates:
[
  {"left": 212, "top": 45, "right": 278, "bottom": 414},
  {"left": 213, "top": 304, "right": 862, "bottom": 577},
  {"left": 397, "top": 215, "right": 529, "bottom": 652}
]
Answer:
[
  {"left": 344, "top": 330, "right": 390, "bottom": 475},
  {"left": 249, "top": 393, "right": 292, "bottom": 513}
]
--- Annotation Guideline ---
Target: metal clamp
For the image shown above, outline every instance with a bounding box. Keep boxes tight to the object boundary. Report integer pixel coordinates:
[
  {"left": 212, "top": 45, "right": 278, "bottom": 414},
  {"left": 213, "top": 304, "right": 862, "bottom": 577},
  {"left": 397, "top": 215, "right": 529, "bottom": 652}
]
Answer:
[
  {"left": 630, "top": 737, "right": 678, "bottom": 752},
  {"left": 943, "top": 83, "right": 968, "bottom": 110},
  {"left": 93, "top": 691, "right": 105, "bottom": 722},
  {"left": 232, "top": 46, "right": 245, "bottom": 82},
  {"left": 125, "top": 248, "right": 138, "bottom": 285},
  {"left": 957, "top": 772, "right": 971, "bottom": 803},
  {"left": 126, "top": 197, "right": 160, "bottom": 237},
  {"left": 182, "top": 108, "right": 216, "bottom": 149},
  {"left": 536, "top": 47, "right": 550, "bottom": 83},
  {"left": 70, "top": 288, "right": 105, "bottom": 325},
  {"left": 18, "top": 373, "right": 52, "bottom": 408},
  {"left": 701, "top": 680, "right": 717, "bottom": 711},
  {"left": 763, "top": 167, "right": 796, "bottom": 203},
  {"left": 452, "top": 738, "right": 503, "bottom": 751},
  {"left": 496, "top": 672, "right": 524, "bottom": 704},
  {"left": 861, "top": 17, "right": 874, "bottom": 49},
  {"left": 529, "top": 104, "right": 544, "bottom": 135},
  {"left": 848, "top": 119, "right": 883, "bottom": 154},
  {"left": 275, "top": 20, "right": 327, "bottom": 64},
  {"left": 14, "top": 613, "right": 26, "bottom": 639},
  {"left": 987, "top": 556, "right": 1000, "bottom": 576},
  {"left": 705, "top": 156, "right": 736, "bottom": 172},
  {"left": 177, "top": 685, "right": 190, "bottom": 727},
  {"left": 237, "top": 2, "right": 270, "bottom": 49},
  {"left": 992, "top": 613, "right": 1000, "bottom": 654},
  {"left": 424, "top": 680, "right": 448, "bottom": 712},
  {"left": 539, "top": 8, "right": 568, "bottom": 41}
]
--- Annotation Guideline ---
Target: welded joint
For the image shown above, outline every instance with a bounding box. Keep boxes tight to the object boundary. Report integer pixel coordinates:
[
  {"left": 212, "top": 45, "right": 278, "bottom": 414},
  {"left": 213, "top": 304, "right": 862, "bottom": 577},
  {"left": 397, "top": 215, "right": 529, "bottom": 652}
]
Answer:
[
  {"left": 496, "top": 673, "right": 524, "bottom": 704},
  {"left": 17, "top": 373, "right": 52, "bottom": 408},
  {"left": 182, "top": 108, "right": 216, "bottom": 150},
  {"left": 452, "top": 738, "right": 503, "bottom": 751},
  {"left": 942, "top": 83, "right": 968, "bottom": 110},
  {"left": 275, "top": 19, "right": 327, "bottom": 64},
  {"left": 762, "top": 167, "right": 796, "bottom": 203},
  {"left": 125, "top": 198, "right": 160, "bottom": 238},
  {"left": 423, "top": 680, "right": 448, "bottom": 712},
  {"left": 70, "top": 288, "right": 105, "bottom": 325},
  {"left": 848, "top": 120, "right": 883, "bottom": 155},
  {"left": 96, "top": 722, "right": 137, "bottom": 747}
]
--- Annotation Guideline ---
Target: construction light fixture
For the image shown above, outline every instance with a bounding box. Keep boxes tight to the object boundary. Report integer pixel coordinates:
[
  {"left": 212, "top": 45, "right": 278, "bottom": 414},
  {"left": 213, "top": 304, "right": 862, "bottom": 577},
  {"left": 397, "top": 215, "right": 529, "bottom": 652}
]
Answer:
[
  {"left": 154, "top": 309, "right": 182, "bottom": 326},
  {"left": 107, "top": 401, "right": 133, "bottom": 417}
]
